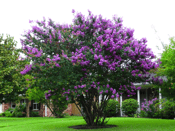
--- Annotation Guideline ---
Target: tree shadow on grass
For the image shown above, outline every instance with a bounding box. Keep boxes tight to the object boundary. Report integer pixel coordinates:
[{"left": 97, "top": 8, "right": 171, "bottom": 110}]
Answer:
[{"left": 69, "top": 124, "right": 117, "bottom": 129}]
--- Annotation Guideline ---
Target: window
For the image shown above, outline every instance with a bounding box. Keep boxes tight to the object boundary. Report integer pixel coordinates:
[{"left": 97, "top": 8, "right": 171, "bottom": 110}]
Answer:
[
  {"left": 33, "top": 101, "right": 39, "bottom": 110},
  {"left": 11, "top": 102, "right": 16, "bottom": 109}
]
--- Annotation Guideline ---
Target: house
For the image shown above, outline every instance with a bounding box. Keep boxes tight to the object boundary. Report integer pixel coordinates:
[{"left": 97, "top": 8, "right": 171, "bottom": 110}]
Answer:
[
  {"left": 0, "top": 99, "right": 81, "bottom": 117},
  {"left": 0, "top": 74, "right": 168, "bottom": 117}
]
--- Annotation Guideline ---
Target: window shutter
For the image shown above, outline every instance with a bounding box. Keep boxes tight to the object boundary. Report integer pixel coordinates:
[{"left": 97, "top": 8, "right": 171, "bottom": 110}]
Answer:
[
  {"left": 38, "top": 103, "right": 40, "bottom": 110},
  {"left": 31, "top": 100, "right": 34, "bottom": 110}
]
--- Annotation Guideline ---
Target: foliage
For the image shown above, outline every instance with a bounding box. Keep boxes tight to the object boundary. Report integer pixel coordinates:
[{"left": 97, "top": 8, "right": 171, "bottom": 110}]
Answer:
[
  {"left": 12, "top": 111, "right": 23, "bottom": 117},
  {"left": 63, "top": 113, "right": 70, "bottom": 117},
  {"left": 4, "top": 110, "right": 13, "bottom": 117},
  {"left": 102, "top": 99, "right": 120, "bottom": 117},
  {"left": 45, "top": 90, "right": 68, "bottom": 118},
  {"left": 20, "top": 9, "right": 163, "bottom": 126},
  {"left": 141, "top": 98, "right": 175, "bottom": 119},
  {"left": 141, "top": 98, "right": 159, "bottom": 118},
  {"left": 7, "top": 107, "right": 15, "bottom": 114},
  {"left": 139, "top": 110, "right": 148, "bottom": 118},
  {"left": 150, "top": 27, "right": 175, "bottom": 100},
  {"left": 161, "top": 99, "right": 175, "bottom": 119},
  {"left": 26, "top": 80, "right": 68, "bottom": 118},
  {"left": 0, "top": 112, "right": 5, "bottom": 117},
  {"left": 30, "top": 111, "right": 40, "bottom": 117},
  {"left": 7, "top": 103, "right": 27, "bottom": 117},
  {"left": 0, "top": 33, "right": 31, "bottom": 104},
  {"left": 122, "top": 98, "right": 139, "bottom": 117}
]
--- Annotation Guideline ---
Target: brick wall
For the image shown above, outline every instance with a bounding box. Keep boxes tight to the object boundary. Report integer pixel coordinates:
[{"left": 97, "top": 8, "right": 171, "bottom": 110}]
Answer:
[
  {"left": 43, "top": 103, "right": 73, "bottom": 117},
  {"left": 63, "top": 104, "right": 72, "bottom": 115},
  {"left": 2, "top": 103, "right": 11, "bottom": 112},
  {"left": 1, "top": 101, "right": 76, "bottom": 117}
]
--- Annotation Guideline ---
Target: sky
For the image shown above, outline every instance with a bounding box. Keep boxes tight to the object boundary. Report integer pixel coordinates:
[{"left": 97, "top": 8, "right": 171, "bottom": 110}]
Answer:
[{"left": 0, "top": 0, "right": 175, "bottom": 61}]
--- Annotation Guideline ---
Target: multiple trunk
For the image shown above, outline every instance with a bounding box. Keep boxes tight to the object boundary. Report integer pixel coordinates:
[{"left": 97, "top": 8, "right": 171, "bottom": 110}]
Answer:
[{"left": 74, "top": 88, "right": 111, "bottom": 126}]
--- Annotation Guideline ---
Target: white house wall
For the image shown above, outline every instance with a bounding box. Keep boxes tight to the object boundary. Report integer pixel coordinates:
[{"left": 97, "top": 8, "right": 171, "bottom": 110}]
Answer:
[{"left": 0, "top": 104, "right": 2, "bottom": 113}]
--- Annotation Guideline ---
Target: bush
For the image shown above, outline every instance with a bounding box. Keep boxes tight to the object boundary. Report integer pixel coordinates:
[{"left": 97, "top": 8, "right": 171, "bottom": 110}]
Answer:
[
  {"left": 12, "top": 111, "right": 23, "bottom": 117},
  {"left": 161, "top": 99, "right": 175, "bottom": 119},
  {"left": 141, "top": 98, "right": 175, "bottom": 119},
  {"left": 4, "top": 111, "right": 13, "bottom": 117},
  {"left": 30, "top": 111, "right": 40, "bottom": 117},
  {"left": 18, "top": 103, "right": 26, "bottom": 113},
  {"left": 103, "top": 99, "right": 120, "bottom": 117},
  {"left": 63, "top": 113, "right": 70, "bottom": 117},
  {"left": 10, "top": 103, "right": 26, "bottom": 117},
  {"left": 141, "top": 98, "right": 159, "bottom": 118},
  {"left": 0, "top": 112, "right": 5, "bottom": 117},
  {"left": 122, "top": 98, "right": 139, "bottom": 117},
  {"left": 140, "top": 110, "right": 148, "bottom": 118},
  {"left": 7, "top": 108, "right": 15, "bottom": 114}
]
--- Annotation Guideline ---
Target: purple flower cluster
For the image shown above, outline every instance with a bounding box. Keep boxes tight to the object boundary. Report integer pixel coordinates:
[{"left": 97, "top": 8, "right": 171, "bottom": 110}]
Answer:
[{"left": 141, "top": 98, "right": 158, "bottom": 113}]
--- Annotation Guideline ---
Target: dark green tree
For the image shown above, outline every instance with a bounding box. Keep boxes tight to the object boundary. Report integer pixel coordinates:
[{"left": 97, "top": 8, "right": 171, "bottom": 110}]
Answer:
[
  {"left": 151, "top": 25, "right": 175, "bottom": 101},
  {"left": 0, "top": 34, "right": 31, "bottom": 104}
]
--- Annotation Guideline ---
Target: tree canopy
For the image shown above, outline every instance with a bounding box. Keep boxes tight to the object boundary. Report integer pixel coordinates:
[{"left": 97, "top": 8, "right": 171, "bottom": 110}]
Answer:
[
  {"left": 19, "top": 9, "right": 163, "bottom": 126},
  {"left": 153, "top": 36, "right": 175, "bottom": 100},
  {"left": 0, "top": 34, "right": 31, "bottom": 104}
]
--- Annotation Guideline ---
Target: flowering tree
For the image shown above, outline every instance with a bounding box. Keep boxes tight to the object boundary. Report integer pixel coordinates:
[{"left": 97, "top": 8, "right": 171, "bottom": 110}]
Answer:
[{"left": 19, "top": 9, "right": 163, "bottom": 127}]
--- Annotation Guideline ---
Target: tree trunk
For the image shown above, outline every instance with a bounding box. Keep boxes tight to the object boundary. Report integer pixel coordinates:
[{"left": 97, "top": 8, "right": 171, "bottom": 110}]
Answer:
[
  {"left": 75, "top": 88, "right": 110, "bottom": 126},
  {"left": 26, "top": 99, "right": 30, "bottom": 117}
]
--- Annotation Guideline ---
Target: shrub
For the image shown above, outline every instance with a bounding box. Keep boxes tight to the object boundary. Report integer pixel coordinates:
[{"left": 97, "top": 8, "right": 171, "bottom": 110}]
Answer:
[
  {"left": 0, "top": 113, "right": 5, "bottom": 117},
  {"left": 134, "top": 110, "right": 141, "bottom": 118},
  {"left": 18, "top": 103, "right": 26, "bottom": 113},
  {"left": 103, "top": 99, "right": 120, "bottom": 117},
  {"left": 7, "top": 108, "right": 15, "bottom": 114},
  {"left": 141, "top": 98, "right": 159, "bottom": 118},
  {"left": 12, "top": 111, "right": 23, "bottom": 117},
  {"left": 141, "top": 98, "right": 175, "bottom": 119},
  {"left": 161, "top": 99, "right": 175, "bottom": 119},
  {"left": 122, "top": 98, "right": 139, "bottom": 117},
  {"left": 63, "top": 113, "right": 70, "bottom": 117},
  {"left": 10, "top": 103, "right": 26, "bottom": 117},
  {"left": 30, "top": 111, "right": 40, "bottom": 117},
  {"left": 140, "top": 110, "right": 148, "bottom": 118},
  {"left": 4, "top": 110, "right": 13, "bottom": 117}
]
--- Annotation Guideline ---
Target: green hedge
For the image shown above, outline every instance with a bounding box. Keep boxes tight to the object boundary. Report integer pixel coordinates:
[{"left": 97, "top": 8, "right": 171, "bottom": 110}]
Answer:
[
  {"left": 103, "top": 99, "right": 120, "bottom": 117},
  {"left": 122, "top": 98, "right": 139, "bottom": 117}
]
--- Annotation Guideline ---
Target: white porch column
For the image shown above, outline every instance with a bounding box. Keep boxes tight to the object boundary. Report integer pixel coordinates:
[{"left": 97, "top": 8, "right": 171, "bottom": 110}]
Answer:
[
  {"left": 99, "top": 94, "right": 102, "bottom": 104},
  {"left": 159, "top": 88, "right": 162, "bottom": 109},
  {"left": 137, "top": 90, "right": 140, "bottom": 112},
  {"left": 120, "top": 94, "right": 123, "bottom": 116},
  {"left": 116, "top": 96, "right": 118, "bottom": 113},
  {"left": 45, "top": 105, "right": 47, "bottom": 117}
]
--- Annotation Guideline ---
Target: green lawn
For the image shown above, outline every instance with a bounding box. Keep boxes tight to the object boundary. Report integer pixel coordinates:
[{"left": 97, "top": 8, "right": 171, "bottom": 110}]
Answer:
[{"left": 0, "top": 116, "right": 175, "bottom": 131}]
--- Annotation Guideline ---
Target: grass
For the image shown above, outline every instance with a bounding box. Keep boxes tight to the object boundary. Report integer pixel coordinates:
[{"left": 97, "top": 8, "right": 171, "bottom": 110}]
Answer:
[{"left": 0, "top": 116, "right": 175, "bottom": 131}]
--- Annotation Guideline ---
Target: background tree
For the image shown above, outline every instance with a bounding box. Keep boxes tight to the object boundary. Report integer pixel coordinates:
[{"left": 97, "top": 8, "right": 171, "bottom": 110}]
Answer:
[
  {"left": 0, "top": 33, "right": 31, "bottom": 104},
  {"left": 20, "top": 10, "right": 163, "bottom": 128},
  {"left": 150, "top": 25, "right": 175, "bottom": 101},
  {"left": 25, "top": 75, "right": 69, "bottom": 118},
  {"left": 152, "top": 37, "right": 175, "bottom": 100}
]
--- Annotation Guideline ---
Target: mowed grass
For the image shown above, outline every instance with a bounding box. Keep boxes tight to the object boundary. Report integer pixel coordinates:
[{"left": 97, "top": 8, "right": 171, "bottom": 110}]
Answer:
[{"left": 0, "top": 116, "right": 175, "bottom": 131}]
